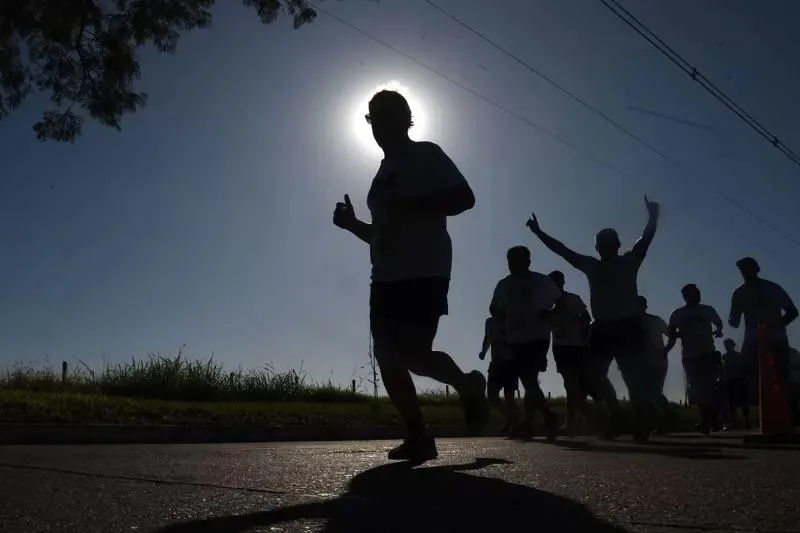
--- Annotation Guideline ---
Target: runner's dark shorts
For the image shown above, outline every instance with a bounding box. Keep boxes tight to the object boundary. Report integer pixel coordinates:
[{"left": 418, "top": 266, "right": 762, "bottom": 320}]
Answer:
[
  {"left": 590, "top": 317, "right": 644, "bottom": 358},
  {"left": 683, "top": 351, "right": 720, "bottom": 395},
  {"left": 508, "top": 339, "right": 550, "bottom": 376},
  {"left": 552, "top": 345, "right": 588, "bottom": 375},
  {"left": 369, "top": 277, "right": 449, "bottom": 340},
  {"left": 488, "top": 359, "right": 517, "bottom": 391}
]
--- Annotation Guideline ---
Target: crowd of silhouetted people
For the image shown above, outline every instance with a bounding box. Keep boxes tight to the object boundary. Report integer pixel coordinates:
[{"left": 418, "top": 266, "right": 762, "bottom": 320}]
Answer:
[{"left": 333, "top": 89, "right": 799, "bottom": 465}]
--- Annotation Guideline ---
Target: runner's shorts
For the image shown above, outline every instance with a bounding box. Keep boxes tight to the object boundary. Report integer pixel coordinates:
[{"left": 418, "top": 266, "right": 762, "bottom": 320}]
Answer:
[
  {"left": 508, "top": 339, "right": 550, "bottom": 375},
  {"left": 488, "top": 359, "right": 518, "bottom": 390}
]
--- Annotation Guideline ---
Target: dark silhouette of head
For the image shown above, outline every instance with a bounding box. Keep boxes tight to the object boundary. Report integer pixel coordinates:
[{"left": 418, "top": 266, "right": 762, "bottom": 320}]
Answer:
[
  {"left": 724, "top": 338, "right": 736, "bottom": 351},
  {"left": 367, "top": 90, "right": 414, "bottom": 151},
  {"left": 595, "top": 228, "right": 621, "bottom": 260},
  {"left": 736, "top": 256, "right": 760, "bottom": 283},
  {"left": 548, "top": 270, "right": 565, "bottom": 291},
  {"left": 681, "top": 284, "right": 701, "bottom": 306},
  {"left": 637, "top": 295, "right": 648, "bottom": 314},
  {"left": 507, "top": 246, "right": 531, "bottom": 275}
]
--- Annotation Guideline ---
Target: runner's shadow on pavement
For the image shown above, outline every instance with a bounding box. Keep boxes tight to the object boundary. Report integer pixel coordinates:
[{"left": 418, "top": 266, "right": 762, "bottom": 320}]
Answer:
[
  {"left": 155, "top": 457, "right": 629, "bottom": 532},
  {"left": 547, "top": 439, "right": 747, "bottom": 460}
]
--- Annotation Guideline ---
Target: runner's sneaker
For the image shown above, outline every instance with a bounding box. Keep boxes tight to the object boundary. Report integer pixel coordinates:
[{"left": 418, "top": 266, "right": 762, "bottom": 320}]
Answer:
[
  {"left": 387, "top": 435, "right": 438, "bottom": 466},
  {"left": 461, "top": 370, "right": 489, "bottom": 435}
]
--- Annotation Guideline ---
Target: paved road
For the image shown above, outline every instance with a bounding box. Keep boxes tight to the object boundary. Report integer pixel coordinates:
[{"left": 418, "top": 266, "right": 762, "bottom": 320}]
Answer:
[{"left": 0, "top": 435, "right": 798, "bottom": 532}]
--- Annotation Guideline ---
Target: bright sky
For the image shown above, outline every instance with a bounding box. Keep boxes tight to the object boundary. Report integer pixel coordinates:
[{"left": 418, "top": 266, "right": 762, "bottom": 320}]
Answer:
[{"left": 1, "top": 0, "right": 798, "bottom": 402}]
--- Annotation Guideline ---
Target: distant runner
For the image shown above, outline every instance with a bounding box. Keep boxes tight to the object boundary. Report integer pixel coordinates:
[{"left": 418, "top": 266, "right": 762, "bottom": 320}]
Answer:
[
  {"left": 665, "top": 284, "right": 724, "bottom": 435},
  {"left": 491, "top": 246, "right": 561, "bottom": 440},
  {"left": 638, "top": 296, "right": 670, "bottom": 433},
  {"left": 548, "top": 270, "right": 593, "bottom": 436},
  {"left": 333, "top": 90, "right": 488, "bottom": 465},
  {"left": 479, "top": 315, "right": 518, "bottom": 433},
  {"left": 722, "top": 338, "right": 750, "bottom": 430},
  {"left": 527, "top": 196, "right": 660, "bottom": 442}
]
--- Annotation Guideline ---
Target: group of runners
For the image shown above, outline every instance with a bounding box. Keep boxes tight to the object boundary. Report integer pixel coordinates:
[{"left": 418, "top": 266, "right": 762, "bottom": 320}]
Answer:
[{"left": 332, "top": 89, "right": 799, "bottom": 466}]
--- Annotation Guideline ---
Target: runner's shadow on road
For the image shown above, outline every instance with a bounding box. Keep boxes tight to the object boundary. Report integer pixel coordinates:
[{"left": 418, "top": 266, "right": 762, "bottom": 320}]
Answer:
[
  {"left": 547, "top": 439, "right": 747, "bottom": 460},
  {"left": 155, "top": 457, "right": 629, "bottom": 532}
]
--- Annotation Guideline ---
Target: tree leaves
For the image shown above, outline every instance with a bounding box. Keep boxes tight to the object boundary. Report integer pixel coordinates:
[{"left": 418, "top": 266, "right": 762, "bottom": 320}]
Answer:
[{"left": 0, "top": 0, "right": 319, "bottom": 142}]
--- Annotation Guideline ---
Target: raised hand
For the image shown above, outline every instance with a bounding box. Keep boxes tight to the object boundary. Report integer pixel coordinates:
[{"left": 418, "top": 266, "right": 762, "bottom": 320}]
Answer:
[
  {"left": 333, "top": 194, "right": 356, "bottom": 230},
  {"left": 525, "top": 212, "right": 540, "bottom": 233},
  {"left": 644, "top": 195, "right": 660, "bottom": 217}
]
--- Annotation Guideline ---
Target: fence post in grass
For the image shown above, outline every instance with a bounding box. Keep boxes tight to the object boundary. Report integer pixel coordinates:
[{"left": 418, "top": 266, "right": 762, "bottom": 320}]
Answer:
[
  {"left": 351, "top": 379, "right": 356, "bottom": 394},
  {"left": 61, "top": 361, "right": 67, "bottom": 385},
  {"left": 445, "top": 385, "right": 450, "bottom": 399}
]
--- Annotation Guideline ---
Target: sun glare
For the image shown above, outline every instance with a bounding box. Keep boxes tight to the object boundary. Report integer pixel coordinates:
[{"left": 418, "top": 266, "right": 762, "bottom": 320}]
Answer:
[{"left": 352, "top": 80, "right": 428, "bottom": 156}]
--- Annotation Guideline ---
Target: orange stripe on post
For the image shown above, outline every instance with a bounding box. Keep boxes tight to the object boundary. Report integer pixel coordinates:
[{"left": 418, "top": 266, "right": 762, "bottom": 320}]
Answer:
[{"left": 757, "top": 323, "right": 792, "bottom": 436}]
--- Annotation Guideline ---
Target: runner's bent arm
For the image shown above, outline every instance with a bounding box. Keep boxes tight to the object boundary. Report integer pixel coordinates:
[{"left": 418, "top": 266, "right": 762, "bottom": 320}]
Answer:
[
  {"left": 728, "top": 290, "right": 742, "bottom": 329},
  {"left": 398, "top": 182, "right": 475, "bottom": 217},
  {"left": 665, "top": 325, "right": 678, "bottom": 353},
  {"left": 778, "top": 286, "right": 799, "bottom": 327},
  {"left": 395, "top": 143, "right": 474, "bottom": 217},
  {"left": 346, "top": 219, "right": 373, "bottom": 245},
  {"left": 710, "top": 307, "right": 724, "bottom": 337}
]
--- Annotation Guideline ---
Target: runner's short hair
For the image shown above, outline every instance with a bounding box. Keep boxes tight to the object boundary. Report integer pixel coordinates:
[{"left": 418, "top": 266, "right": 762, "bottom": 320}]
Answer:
[
  {"left": 507, "top": 245, "right": 530, "bottom": 260},
  {"left": 368, "top": 90, "right": 414, "bottom": 130}
]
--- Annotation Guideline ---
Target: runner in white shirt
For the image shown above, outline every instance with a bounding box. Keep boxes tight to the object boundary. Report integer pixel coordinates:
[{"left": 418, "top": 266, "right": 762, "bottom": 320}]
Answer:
[
  {"left": 491, "top": 246, "right": 562, "bottom": 440},
  {"left": 665, "top": 284, "right": 724, "bottom": 435},
  {"left": 333, "top": 90, "right": 488, "bottom": 465},
  {"left": 526, "top": 196, "right": 660, "bottom": 443},
  {"left": 479, "top": 315, "right": 518, "bottom": 432},
  {"left": 728, "top": 257, "right": 798, "bottom": 418},
  {"left": 638, "top": 296, "right": 670, "bottom": 433},
  {"left": 548, "top": 270, "right": 593, "bottom": 435}
]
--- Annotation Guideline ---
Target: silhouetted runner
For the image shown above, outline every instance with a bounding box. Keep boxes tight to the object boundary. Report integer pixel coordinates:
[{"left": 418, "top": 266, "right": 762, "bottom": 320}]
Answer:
[
  {"left": 665, "top": 284, "right": 724, "bottom": 435},
  {"left": 638, "top": 296, "right": 670, "bottom": 434},
  {"left": 333, "top": 90, "right": 488, "bottom": 465},
  {"left": 490, "top": 246, "right": 561, "bottom": 440},
  {"left": 548, "top": 270, "right": 593, "bottom": 436},
  {"left": 722, "top": 338, "right": 751, "bottom": 430},
  {"left": 527, "top": 196, "right": 660, "bottom": 442},
  {"left": 728, "top": 257, "right": 798, "bottom": 429},
  {"left": 479, "top": 315, "right": 518, "bottom": 433}
]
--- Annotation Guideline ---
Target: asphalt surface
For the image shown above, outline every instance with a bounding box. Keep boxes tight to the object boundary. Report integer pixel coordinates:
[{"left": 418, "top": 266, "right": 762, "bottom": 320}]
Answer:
[{"left": 0, "top": 435, "right": 798, "bottom": 532}]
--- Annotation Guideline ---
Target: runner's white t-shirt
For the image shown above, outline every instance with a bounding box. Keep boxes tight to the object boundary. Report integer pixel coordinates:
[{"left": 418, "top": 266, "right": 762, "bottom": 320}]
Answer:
[
  {"left": 569, "top": 250, "right": 645, "bottom": 322},
  {"left": 485, "top": 317, "right": 511, "bottom": 361},
  {"left": 641, "top": 312, "right": 668, "bottom": 360},
  {"left": 550, "top": 291, "right": 589, "bottom": 347},
  {"left": 491, "top": 271, "right": 561, "bottom": 344},
  {"left": 668, "top": 304, "right": 722, "bottom": 359},
  {"left": 730, "top": 278, "right": 795, "bottom": 344},
  {"left": 367, "top": 141, "right": 468, "bottom": 282}
]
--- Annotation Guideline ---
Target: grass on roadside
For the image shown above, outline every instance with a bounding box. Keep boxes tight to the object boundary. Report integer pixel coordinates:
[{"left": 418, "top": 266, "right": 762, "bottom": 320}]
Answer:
[{"left": 0, "top": 388, "right": 466, "bottom": 427}]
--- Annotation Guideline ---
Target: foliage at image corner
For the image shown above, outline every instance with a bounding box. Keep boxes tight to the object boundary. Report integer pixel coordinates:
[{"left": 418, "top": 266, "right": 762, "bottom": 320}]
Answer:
[{"left": 0, "top": 0, "right": 324, "bottom": 143}]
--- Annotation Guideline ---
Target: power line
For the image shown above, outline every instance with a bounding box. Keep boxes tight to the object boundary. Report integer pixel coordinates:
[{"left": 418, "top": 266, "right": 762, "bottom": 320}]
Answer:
[
  {"left": 420, "top": 0, "right": 800, "bottom": 250},
  {"left": 311, "top": 3, "right": 800, "bottom": 256},
  {"left": 596, "top": 0, "right": 800, "bottom": 168}
]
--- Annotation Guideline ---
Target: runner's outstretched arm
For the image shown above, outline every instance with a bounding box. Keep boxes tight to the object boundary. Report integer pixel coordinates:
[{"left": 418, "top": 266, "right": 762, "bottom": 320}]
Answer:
[{"left": 526, "top": 212, "right": 594, "bottom": 272}]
